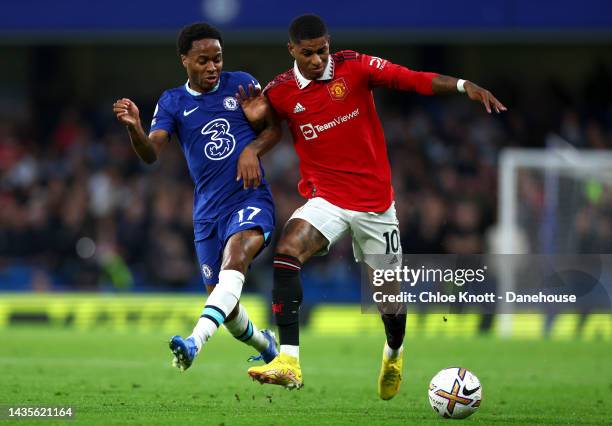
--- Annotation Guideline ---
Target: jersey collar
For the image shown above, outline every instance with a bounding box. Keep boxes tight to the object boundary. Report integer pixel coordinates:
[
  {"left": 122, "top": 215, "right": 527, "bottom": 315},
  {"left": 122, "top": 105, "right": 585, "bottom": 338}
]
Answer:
[
  {"left": 184, "top": 79, "right": 221, "bottom": 96},
  {"left": 293, "top": 56, "right": 335, "bottom": 90}
]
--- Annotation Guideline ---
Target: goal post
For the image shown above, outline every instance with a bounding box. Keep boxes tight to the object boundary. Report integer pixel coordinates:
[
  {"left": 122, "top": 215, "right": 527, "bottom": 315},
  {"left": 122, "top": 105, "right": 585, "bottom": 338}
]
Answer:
[{"left": 493, "top": 147, "right": 612, "bottom": 336}]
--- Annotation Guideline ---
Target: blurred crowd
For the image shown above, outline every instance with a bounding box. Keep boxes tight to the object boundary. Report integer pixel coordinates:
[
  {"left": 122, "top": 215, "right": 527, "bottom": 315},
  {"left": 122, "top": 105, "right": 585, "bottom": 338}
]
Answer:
[{"left": 1, "top": 77, "right": 611, "bottom": 294}]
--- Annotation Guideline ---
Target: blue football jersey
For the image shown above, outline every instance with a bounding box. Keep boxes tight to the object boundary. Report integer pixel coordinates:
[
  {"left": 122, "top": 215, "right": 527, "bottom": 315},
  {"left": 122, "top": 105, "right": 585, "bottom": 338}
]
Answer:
[{"left": 150, "top": 71, "right": 272, "bottom": 222}]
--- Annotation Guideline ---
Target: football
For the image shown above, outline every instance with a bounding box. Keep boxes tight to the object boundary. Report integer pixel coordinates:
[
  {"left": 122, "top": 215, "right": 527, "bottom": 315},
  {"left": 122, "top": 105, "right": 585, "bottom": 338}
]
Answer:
[{"left": 428, "top": 367, "right": 482, "bottom": 419}]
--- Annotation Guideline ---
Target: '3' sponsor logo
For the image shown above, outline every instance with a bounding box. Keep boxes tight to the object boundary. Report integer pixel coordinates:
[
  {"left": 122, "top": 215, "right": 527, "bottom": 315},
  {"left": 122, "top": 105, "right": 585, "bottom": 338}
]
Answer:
[{"left": 201, "top": 118, "right": 236, "bottom": 160}]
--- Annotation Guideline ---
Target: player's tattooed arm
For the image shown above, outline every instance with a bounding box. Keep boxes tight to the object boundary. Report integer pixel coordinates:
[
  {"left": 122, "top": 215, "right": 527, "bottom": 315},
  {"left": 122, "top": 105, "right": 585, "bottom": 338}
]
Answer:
[
  {"left": 431, "top": 75, "right": 507, "bottom": 114},
  {"left": 236, "top": 95, "right": 282, "bottom": 190},
  {"left": 113, "top": 98, "right": 168, "bottom": 164}
]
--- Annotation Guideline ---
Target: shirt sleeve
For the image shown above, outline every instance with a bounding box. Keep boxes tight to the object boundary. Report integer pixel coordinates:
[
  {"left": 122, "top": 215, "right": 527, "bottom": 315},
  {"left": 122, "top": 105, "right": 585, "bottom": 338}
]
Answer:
[
  {"left": 239, "top": 72, "right": 261, "bottom": 91},
  {"left": 357, "top": 52, "right": 438, "bottom": 95},
  {"left": 149, "top": 91, "right": 175, "bottom": 136},
  {"left": 263, "top": 85, "right": 288, "bottom": 120}
]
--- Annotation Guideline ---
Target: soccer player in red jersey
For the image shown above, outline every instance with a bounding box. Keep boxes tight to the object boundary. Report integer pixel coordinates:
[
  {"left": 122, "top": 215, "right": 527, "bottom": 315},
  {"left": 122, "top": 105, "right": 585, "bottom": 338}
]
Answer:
[{"left": 241, "top": 14, "right": 506, "bottom": 396}]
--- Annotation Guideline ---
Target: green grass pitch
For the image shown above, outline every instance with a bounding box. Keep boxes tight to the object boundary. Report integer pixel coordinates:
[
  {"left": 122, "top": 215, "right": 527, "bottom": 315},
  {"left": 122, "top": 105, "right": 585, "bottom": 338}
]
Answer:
[{"left": 0, "top": 327, "right": 610, "bottom": 425}]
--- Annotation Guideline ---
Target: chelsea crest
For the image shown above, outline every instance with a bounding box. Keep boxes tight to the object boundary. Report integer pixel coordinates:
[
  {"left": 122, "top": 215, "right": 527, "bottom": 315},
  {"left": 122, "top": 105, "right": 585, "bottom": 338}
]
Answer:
[{"left": 223, "top": 96, "right": 239, "bottom": 111}]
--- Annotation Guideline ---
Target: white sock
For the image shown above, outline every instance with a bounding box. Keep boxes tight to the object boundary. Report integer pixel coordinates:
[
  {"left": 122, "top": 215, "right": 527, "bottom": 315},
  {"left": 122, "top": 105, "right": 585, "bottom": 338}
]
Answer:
[
  {"left": 190, "top": 270, "right": 244, "bottom": 350},
  {"left": 384, "top": 342, "right": 403, "bottom": 359},
  {"left": 224, "top": 304, "right": 268, "bottom": 352},
  {"left": 280, "top": 344, "right": 299, "bottom": 359}
]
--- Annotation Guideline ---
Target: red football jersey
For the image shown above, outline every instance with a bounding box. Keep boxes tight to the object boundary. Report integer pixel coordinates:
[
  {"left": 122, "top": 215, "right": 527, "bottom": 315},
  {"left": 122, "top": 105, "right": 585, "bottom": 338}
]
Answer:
[{"left": 265, "top": 50, "right": 437, "bottom": 212}]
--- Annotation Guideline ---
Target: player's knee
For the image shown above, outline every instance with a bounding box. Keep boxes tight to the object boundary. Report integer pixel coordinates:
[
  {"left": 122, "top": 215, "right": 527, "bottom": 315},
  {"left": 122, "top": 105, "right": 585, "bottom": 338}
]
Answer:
[
  {"left": 276, "top": 220, "right": 327, "bottom": 263},
  {"left": 221, "top": 247, "right": 251, "bottom": 274},
  {"left": 275, "top": 239, "right": 303, "bottom": 259},
  {"left": 222, "top": 230, "right": 264, "bottom": 273}
]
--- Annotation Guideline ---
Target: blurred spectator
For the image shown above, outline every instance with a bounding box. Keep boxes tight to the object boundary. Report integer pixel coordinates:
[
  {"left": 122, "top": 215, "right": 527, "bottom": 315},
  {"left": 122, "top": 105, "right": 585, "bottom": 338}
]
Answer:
[{"left": 1, "top": 77, "right": 611, "bottom": 293}]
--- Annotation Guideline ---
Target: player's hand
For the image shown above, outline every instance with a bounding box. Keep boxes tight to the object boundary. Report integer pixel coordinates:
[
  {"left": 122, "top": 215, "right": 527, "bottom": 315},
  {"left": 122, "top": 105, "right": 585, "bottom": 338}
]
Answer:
[
  {"left": 236, "top": 84, "right": 267, "bottom": 125},
  {"left": 464, "top": 82, "right": 507, "bottom": 114},
  {"left": 236, "top": 144, "right": 262, "bottom": 190},
  {"left": 113, "top": 98, "right": 141, "bottom": 127}
]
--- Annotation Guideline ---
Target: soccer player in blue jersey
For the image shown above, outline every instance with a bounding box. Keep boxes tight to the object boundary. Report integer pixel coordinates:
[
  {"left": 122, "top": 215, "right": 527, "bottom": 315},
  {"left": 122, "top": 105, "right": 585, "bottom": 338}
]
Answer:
[{"left": 112, "top": 23, "right": 281, "bottom": 371}]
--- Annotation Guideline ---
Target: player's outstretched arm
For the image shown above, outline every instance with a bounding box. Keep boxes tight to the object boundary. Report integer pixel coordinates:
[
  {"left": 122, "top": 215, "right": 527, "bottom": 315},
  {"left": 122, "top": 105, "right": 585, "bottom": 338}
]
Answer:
[
  {"left": 363, "top": 53, "right": 506, "bottom": 114},
  {"left": 112, "top": 98, "right": 169, "bottom": 164},
  {"left": 236, "top": 95, "right": 282, "bottom": 190},
  {"left": 432, "top": 75, "right": 507, "bottom": 114}
]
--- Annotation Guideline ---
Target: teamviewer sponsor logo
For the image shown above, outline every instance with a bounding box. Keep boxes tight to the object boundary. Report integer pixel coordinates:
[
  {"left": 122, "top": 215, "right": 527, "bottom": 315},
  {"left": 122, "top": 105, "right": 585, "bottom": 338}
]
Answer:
[
  {"left": 300, "top": 123, "right": 318, "bottom": 140},
  {"left": 315, "top": 108, "right": 359, "bottom": 132},
  {"left": 300, "top": 108, "right": 360, "bottom": 141}
]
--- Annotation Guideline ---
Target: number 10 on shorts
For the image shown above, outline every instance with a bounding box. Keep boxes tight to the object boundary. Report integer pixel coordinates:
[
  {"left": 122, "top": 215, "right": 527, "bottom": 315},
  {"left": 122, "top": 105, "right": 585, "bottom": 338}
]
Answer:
[{"left": 383, "top": 229, "right": 400, "bottom": 254}]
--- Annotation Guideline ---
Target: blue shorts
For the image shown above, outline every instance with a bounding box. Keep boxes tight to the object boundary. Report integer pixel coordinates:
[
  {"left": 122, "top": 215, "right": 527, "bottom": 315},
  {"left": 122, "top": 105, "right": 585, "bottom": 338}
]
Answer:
[{"left": 194, "top": 195, "right": 275, "bottom": 286}]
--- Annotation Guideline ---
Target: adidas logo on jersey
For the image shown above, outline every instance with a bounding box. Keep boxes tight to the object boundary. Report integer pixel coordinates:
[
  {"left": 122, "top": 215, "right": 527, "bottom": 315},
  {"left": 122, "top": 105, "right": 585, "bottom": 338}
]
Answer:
[{"left": 293, "top": 102, "right": 306, "bottom": 113}]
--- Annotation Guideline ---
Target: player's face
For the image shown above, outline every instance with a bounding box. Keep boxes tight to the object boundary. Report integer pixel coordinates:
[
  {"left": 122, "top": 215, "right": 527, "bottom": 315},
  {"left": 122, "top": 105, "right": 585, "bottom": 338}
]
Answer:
[
  {"left": 289, "top": 36, "right": 330, "bottom": 80},
  {"left": 181, "top": 38, "right": 223, "bottom": 93}
]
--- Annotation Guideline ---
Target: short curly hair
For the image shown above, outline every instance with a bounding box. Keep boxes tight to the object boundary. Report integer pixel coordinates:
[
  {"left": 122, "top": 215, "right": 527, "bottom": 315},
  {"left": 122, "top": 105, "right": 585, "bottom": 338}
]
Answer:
[
  {"left": 177, "top": 22, "right": 223, "bottom": 55},
  {"left": 289, "top": 14, "right": 328, "bottom": 43}
]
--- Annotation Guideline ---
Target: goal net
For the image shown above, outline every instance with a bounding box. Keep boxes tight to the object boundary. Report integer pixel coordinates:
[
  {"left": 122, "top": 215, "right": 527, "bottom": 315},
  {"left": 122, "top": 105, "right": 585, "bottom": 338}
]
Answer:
[{"left": 491, "top": 144, "right": 612, "bottom": 335}]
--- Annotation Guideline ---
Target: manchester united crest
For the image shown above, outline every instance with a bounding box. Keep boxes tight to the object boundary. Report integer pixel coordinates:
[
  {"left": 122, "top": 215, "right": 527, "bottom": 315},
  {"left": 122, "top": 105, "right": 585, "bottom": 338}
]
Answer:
[{"left": 327, "top": 78, "right": 349, "bottom": 101}]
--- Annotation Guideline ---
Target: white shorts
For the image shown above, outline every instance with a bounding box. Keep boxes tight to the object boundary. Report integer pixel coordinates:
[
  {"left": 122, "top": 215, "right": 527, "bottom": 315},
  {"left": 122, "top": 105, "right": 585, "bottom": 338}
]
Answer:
[{"left": 289, "top": 197, "right": 402, "bottom": 266}]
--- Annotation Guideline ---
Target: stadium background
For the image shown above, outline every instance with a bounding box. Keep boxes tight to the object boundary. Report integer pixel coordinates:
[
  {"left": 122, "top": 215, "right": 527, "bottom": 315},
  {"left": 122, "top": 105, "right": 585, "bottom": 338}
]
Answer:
[{"left": 0, "top": 1, "right": 611, "bottom": 424}]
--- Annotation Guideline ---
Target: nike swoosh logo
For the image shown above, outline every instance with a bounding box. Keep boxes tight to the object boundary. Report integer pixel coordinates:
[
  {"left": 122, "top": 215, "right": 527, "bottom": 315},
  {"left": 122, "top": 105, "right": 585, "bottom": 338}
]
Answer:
[
  {"left": 183, "top": 106, "right": 199, "bottom": 116},
  {"left": 463, "top": 385, "right": 480, "bottom": 396}
]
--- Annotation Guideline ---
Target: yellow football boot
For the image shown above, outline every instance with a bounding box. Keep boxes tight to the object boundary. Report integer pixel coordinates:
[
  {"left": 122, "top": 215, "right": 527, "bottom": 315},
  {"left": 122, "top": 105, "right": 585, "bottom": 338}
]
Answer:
[
  {"left": 248, "top": 353, "right": 303, "bottom": 389},
  {"left": 378, "top": 344, "right": 403, "bottom": 400}
]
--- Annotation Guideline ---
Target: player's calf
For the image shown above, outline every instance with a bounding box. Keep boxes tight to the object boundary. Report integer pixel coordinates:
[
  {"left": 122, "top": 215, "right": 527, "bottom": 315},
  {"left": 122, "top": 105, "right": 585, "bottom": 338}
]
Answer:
[
  {"left": 189, "top": 270, "right": 244, "bottom": 352},
  {"left": 272, "top": 254, "right": 303, "bottom": 359},
  {"left": 223, "top": 304, "right": 279, "bottom": 362}
]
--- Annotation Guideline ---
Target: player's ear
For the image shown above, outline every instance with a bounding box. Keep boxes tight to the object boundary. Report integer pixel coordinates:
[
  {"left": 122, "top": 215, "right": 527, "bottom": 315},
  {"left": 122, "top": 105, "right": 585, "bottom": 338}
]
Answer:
[
  {"left": 180, "top": 54, "right": 188, "bottom": 68},
  {"left": 287, "top": 42, "right": 296, "bottom": 59}
]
